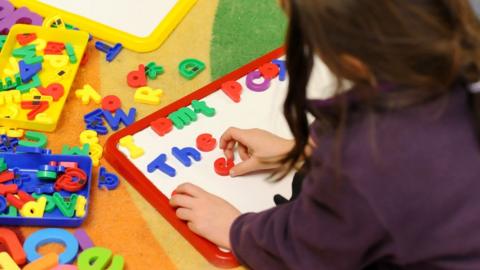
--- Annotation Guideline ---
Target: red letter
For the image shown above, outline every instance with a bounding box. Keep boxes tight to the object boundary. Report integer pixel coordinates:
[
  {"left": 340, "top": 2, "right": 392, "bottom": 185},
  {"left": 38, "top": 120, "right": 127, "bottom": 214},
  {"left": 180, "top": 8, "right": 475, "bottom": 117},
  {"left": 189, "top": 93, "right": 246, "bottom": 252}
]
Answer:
[
  {"left": 151, "top": 118, "right": 173, "bottom": 136},
  {"left": 0, "top": 228, "right": 26, "bottom": 265}
]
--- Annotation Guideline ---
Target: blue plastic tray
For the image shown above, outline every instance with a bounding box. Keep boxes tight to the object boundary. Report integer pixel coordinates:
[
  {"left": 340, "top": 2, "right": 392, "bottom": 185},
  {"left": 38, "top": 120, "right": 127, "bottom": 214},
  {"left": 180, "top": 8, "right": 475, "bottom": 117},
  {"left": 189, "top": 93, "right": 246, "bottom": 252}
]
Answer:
[{"left": 0, "top": 152, "right": 92, "bottom": 227}]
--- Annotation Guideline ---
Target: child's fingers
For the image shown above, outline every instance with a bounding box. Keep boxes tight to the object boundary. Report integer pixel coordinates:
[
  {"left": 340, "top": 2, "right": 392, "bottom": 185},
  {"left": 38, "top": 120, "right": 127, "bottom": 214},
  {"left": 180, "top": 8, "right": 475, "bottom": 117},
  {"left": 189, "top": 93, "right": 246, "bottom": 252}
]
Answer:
[
  {"left": 223, "top": 140, "right": 239, "bottom": 160},
  {"left": 226, "top": 140, "right": 235, "bottom": 150},
  {"left": 175, "top": 208, "right": 193, "bottom": 221},
  {"left": 174, "top": 183, "right": 204, "bottom": 197},
  {"left": 187, "top": 221, "right": 198, "bottom": 233},
  {"left": 223, "top": 147, "right": 235, "bottom": 160},
  {"left": 238, "top": 143, "right": 249, "bottom": 161},
  {"left": 170, "top": 194, "right": 196, "bottom": 209},
  {"left": 230, "top": 159, "right": 258, "bottom": 177},
  {"left": 220, "top": 127, "right": 247, "bottom": 150}
]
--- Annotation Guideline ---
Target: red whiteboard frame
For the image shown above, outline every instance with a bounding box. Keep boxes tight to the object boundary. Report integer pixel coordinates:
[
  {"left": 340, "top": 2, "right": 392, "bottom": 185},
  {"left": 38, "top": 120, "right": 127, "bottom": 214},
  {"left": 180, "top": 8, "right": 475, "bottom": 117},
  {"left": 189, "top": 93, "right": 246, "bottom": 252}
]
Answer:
[{"left": 104, "top": 47, "right": 285, "bottom": 268}]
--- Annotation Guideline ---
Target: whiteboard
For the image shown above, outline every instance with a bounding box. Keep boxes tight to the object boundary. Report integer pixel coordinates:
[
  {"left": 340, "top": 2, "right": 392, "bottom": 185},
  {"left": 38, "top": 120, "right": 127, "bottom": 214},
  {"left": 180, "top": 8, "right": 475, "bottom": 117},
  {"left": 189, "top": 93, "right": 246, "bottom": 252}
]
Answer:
[
  {"left": 117, "top": 57, "right": 336, "bottom": 214},
  {"left": 35, "top": 0, "right": 178, "bottom": 37}
]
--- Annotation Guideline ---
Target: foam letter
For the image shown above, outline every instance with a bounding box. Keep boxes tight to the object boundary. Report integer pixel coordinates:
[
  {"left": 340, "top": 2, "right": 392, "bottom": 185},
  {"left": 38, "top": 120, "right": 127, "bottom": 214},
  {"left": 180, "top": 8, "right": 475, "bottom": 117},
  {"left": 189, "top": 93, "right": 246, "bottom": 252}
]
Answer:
[
  {"left": 191, "top": 100, "right": 215, "bottom": 117},
  {"left": 23, "top": 253, "right": 59, "bottom": 270},
  {"left": 102, "top": 108, "right": 136, "bottom": 131},
  {"left": 118, "top": 135, "right": 144, "bottom": 159},
  {"left": 75, "top": 85, "right": 102, "bottom": 105},
  {"left": 0, "top": 252, "right": 20, "bottom": 270},
  {"left": 74, "top": 195, "right": 87, "bottom": 218},
  {"left": 134, "top": 87, "right": 163, "bottom": 105},
  {"left": 168, "top": 107, "right": 197, "bottom": 129},
  {"left": 77, "top": 247, "right": 124, "bottom": 270},
  {"left": 150, "top": 118, "right": 173, "bottom": 136},
  {"left": 171, "top": 147, "right": 201, "bottom": 167},
  {"left": 127, "top": 65, "right": 147, "bottom": 88},
  {"left": 23, "top": 229, "right": 78, "bottom": 264},
  {"left": 147, "top": 154, "right": 176, "bottom": 177},
  {"left": 0, "top": 228, "right": 26, "bottom": 265},
  {"left": 20, "top": 196, "right": 47, "bottom": 217}
]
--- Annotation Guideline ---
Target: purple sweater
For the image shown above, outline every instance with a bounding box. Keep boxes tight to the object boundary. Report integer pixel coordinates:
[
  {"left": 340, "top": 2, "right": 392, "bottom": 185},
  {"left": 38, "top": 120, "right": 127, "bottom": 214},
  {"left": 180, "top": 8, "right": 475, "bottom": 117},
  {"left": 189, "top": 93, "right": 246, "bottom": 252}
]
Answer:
[{"left": 230, "top": 86, "right": 480, "bottom": 270}]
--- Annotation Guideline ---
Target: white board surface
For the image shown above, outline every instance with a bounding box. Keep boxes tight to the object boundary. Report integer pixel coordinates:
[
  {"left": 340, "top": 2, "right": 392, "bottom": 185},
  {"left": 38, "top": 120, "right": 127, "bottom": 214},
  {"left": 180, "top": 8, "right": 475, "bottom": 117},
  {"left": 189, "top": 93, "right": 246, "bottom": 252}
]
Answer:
[
  {"left": 37, "top": 0, "right": 179, "bottom": 37},
  {"left": 118, "top": 57, "right": 336, "bottom": 214}
]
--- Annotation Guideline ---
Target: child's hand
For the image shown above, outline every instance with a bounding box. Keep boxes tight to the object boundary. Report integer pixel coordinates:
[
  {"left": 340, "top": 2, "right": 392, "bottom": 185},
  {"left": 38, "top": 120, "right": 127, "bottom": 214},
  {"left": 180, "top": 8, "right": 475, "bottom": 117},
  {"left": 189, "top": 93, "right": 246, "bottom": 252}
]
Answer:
[
  {"left": 220, "top": 127, "right": 294, "bottom": 177},
  {"left": 170, "top": 183, "right": 241, "bottom": 250}
]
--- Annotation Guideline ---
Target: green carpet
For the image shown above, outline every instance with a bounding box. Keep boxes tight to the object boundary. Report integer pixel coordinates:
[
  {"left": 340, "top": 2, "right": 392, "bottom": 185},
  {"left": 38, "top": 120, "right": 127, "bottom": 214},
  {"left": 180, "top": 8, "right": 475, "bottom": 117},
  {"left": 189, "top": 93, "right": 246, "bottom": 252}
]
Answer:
[{"left": 210, "top": 0, "right": 287, "bottom": 79}]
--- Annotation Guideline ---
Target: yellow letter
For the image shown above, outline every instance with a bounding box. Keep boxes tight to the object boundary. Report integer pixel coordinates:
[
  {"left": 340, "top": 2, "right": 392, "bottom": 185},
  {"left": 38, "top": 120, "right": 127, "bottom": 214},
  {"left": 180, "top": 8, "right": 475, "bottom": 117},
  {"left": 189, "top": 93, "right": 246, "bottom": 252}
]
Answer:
[
  {"left": 119, "top": 135, "right": 144, "bottom": 159},
  {"left": 75, "top": 195, "right": 87, "bottom": 218},
  {"left": 20, "top": 197, "right": 47, "bottom": 218},
  {"left": 75, "top": 84, "right": 101, "bottom": 105},
  {"left": 0, "top": 252, "right": 20, "bottom": 270},
  {"left": 134, "top": 86, "right": 163, "bottom": 105},
  {"left": 79, "top": 130, "right": 99, "bottom": 145}
]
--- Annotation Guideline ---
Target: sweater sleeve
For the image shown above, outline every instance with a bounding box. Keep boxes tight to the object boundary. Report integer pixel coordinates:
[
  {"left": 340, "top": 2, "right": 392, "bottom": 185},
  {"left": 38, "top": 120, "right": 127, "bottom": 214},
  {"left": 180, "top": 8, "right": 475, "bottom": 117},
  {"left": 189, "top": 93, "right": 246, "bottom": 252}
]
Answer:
[{"left": 230, "top": 163, "right": 394, "bottom": 270}]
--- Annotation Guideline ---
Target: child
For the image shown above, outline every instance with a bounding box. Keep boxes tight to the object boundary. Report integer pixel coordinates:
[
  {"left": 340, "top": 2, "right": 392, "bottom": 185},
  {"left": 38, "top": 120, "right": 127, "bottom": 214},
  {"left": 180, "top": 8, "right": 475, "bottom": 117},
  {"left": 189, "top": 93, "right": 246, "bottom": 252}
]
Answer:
[{"left": 170, "top": 0, "right": 480, "bottom": 269}]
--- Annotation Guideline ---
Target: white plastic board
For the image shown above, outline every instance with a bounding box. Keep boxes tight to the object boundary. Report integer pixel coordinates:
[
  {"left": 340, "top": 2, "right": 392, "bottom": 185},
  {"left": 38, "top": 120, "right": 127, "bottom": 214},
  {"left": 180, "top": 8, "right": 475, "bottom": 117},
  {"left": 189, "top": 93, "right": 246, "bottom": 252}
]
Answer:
[
  {"left": 117, "top": 57, "right": 336, "bottom": 214},
  {"left": 36, "top": 0, "right": 179, "bottom": 37}
]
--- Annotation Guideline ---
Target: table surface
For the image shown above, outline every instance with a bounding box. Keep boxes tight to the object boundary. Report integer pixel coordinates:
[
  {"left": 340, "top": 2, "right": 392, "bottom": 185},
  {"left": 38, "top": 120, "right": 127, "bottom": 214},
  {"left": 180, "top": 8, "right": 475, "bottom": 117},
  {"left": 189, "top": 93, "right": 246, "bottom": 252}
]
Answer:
[{"left": 11, "top": 0, "right": 287, "bottom": 269}]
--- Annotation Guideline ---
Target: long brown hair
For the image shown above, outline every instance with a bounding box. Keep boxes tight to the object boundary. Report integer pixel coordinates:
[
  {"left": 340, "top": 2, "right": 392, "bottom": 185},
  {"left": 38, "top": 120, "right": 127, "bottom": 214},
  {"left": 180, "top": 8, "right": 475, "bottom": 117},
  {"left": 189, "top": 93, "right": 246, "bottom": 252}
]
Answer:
[{"left": 281, "top": 0, "right": 480, "bottom": 174}]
